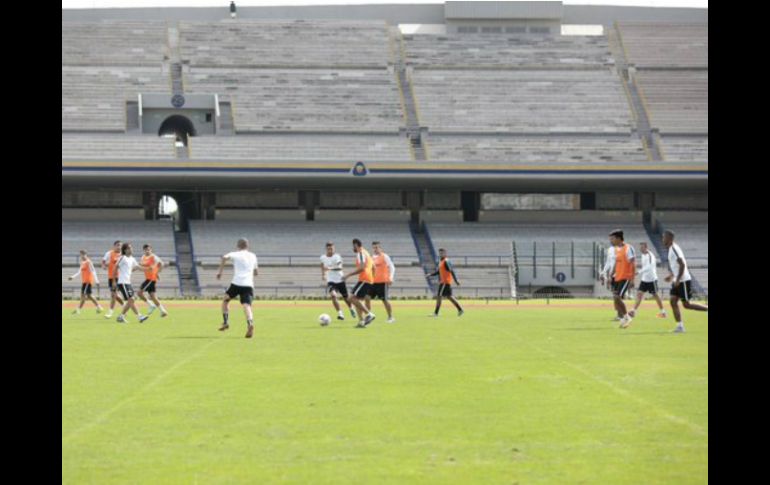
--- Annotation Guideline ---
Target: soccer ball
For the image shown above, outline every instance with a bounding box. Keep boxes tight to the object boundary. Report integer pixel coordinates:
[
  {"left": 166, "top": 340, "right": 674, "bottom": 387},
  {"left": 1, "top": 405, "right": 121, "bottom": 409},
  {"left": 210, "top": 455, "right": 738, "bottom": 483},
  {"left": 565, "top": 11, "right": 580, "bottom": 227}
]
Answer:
[{"left": 319, "top": 314, "right": 331, "bottom": 326}]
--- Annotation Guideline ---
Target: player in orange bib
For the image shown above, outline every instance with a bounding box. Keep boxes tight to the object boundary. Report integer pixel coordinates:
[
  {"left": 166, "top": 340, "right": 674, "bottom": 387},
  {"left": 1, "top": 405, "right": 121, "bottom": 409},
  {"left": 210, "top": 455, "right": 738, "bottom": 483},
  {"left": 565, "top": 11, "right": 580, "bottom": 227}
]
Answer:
[
  {"left": 599, "top": 229, "right": 636, "bottom": 328},
  {"left": 137, "top": 244, "right": 168, "bottom": 318},
  {"left": 426, "top": 248, "right": 464, "bottom": 317},
  {"left": 68, "top": 250, "right": 103, "bottom": 315},
  {"left": 101, "top": 240, "right": 125, "bottom": 318},
  {"left": 365, "top": 241, "right": 396, "bottom": 323},
  {"left": 342, "top": 238, "right": 377, "bottom": 327}
]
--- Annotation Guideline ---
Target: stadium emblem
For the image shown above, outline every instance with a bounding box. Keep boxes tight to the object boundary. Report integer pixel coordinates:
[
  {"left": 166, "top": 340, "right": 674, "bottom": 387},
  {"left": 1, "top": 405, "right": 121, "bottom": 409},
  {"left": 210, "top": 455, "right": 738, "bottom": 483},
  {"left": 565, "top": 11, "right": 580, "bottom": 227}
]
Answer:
[
  {"left": 351, "top": 161, "right": 368, "bottom": 177},
  {"left": 171, "top": 94, "right": 185, "bottom": 108},
  {"left": 556, "top": 272, "right": 566, "bottom": 283}
]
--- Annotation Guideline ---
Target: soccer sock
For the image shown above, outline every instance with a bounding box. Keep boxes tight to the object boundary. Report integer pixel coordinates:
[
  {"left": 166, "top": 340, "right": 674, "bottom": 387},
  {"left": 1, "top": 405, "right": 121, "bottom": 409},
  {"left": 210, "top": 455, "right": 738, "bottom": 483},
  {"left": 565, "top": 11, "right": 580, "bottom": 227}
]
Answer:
[
  {"left": 147, "top": 305, "right": 156, "bottom": 314},
  {"left": 223, "top": 313, "right": 229, "bottom": 324},
  {"left": 159, "top": 305, "right": 167, "bottom": 312},
  {"left": 247, "top": 319, "right": 253, "bottom": 326}
]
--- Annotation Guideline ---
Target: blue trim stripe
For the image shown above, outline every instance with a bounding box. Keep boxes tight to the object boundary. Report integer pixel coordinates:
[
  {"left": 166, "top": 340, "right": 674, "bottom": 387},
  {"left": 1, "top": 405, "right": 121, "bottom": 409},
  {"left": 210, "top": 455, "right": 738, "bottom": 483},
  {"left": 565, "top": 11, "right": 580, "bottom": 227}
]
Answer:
[{"left": 62, "top": 166, "right": 707, "bottom": 176}]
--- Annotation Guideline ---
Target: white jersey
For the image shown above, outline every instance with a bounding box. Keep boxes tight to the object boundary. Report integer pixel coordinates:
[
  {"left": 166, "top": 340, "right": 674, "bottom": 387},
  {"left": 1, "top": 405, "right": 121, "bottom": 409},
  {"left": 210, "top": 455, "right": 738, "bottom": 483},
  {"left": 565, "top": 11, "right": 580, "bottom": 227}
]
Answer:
[
  {"left": 225, "top": 250, "right": 258, "bottom": 287},
  {"left": 639, "top": 252, "right": 658, "bottom": 282},
  {"left": 116, "top": 255, "right": 139, "bottom": 285},
  {"left": 668, "top": 243, "right": 691, "bottom": 282},
  {"left": 320, "top": 253, "right": 344, "bottom": 284}
]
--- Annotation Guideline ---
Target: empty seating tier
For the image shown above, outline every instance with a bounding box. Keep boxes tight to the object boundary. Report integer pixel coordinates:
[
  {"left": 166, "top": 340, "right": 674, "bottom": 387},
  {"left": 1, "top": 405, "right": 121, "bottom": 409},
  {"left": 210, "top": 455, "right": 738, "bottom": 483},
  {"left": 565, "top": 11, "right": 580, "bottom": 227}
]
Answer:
[
  {"left": 427, "top": 135, "right": 647, "bottom": 162},
  {"left": 636, "top": 70, "right": 707, "bottom": 135},
  {"left": 189, "top": 221, "right": 420, "bottom": 265},
  {"left": 659, "top": 136, "right": 708, "bottom": 162},
  {"left": 188, "top": 134, "right": 411, "bottom": 161},
  {"left": 179, "top": 20, "right": 393, "bottom": 68},
  {"left": 62, "top": 220, "right": 176, "bottom": 264},
  {"left": 62, "top": 21, "right": 169, "bottom": 66},
  {"left": 62, "top": 66, "right": 169, "bottom": 132},
  {"left": 184, "top": 68, "right": 403, "bottom": 132},
  {"left": 403, "top": 34, "right": 613, "bottom": 68},
  {"left": 617, "top": 22, "right": 707, "bottom": 68},
  {"left": 62, "top": 133, "right": 176, "bottom": 160},
  {"left": 411, "top": 69, "right": 634, "bottom": 134}
]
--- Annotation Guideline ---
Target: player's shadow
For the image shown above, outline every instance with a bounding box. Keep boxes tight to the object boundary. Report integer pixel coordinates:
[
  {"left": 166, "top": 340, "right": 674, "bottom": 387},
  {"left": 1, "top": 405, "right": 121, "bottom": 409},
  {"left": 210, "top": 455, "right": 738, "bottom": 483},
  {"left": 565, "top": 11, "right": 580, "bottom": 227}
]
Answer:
[
  {"left": 620, "top": 331, "right": 673, "bottom": 336},
  {"left": 164, "top": 336, "right": 220, "bottom": 339}
]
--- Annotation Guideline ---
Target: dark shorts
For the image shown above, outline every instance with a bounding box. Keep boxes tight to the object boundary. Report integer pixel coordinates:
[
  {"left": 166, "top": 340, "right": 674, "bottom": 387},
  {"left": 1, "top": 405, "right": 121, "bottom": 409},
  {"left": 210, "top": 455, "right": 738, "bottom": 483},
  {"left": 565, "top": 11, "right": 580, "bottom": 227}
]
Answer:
[
  {"left": 670, "top": 280, "right": 693, "bottom": 302},
  {"left": 437, "top": 283, "right": 453, "bottom": 297},
  {"left": 108, "top": 278, "right": 118, "bottom": 291},
  {"left": 117, "top": 283, "right": 134, "bottom": 300},
  {"left": 612, "top": 279, "right": 632, "bottom": 298},
  {"left": 81, "top": 283, "right": 92, "bottom": 296},
  {"left": 139, "top": 280, "right": 157, "bottom": 294},
  {"left": 369, "top": 283, "right": 389, "bottom": 300},
  {"left": 638, "top": 281, "right": 659, "bottom": 295},
  {"left": 225, "top": 284, "right": 254, "bottom": 304},
  {"left": 326, "top": 282, "right": 348, "bottom": 298},
  {"left": 351, "top": 281, "right": 372, "bottom": 299}
]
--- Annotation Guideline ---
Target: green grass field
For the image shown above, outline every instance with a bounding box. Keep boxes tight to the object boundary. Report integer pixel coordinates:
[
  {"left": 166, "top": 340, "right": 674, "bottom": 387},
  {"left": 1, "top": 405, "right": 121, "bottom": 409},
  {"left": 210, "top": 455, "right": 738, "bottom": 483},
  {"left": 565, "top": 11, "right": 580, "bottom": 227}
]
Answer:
[{"left": 62, "top": 299, "right": 708, "bottom": 484}]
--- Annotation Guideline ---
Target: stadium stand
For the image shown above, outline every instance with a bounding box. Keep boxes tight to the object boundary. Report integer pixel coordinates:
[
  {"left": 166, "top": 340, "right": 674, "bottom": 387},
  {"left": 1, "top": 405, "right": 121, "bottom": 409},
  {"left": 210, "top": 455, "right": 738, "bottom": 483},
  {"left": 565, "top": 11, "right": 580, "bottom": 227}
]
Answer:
[
  {"left": 179, "top": 20, "right": 393, "bottom": 68},
  {"left": 426, "top": 135, "right": 647, "bottom": 162},
  {"left": 62, "top": 133, "right": 177, "bottom": 159},
  {"left": 188, "top": 134, "right": 411, "bottom": 161},
  {"left": 188, "top": 221, "right": 421, "bottom": 265},
  {"left": 61, "top": 220, "right": 176, "bottom": 265},
  {"left": 616, "top": 22, "right": 707, "bottom": 69},
  {"left": 635, "top": 70, "right": 708, "bottom": 135},
  {"left": 62, "top": 20, "right": 169, "bottom": 66},
  {"left": 62, "top": 66, "right": 169, "bottom": 132},
  {"left": 658, "top": 136, "right": 708, "bottom": 162}
]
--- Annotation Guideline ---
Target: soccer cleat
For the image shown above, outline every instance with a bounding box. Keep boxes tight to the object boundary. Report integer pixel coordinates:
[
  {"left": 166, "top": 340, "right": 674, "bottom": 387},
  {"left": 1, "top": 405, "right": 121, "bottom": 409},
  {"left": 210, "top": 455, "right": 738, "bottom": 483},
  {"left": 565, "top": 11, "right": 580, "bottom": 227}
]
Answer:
[
  {"left": 386, "top": 317, "right": 396, "bottom": 323},
  {"left": 458, "top": 310, "right": 464, "bottom": 317},
  {"left": 656, "top": 311, "right": 667, "bottom": 318},
  {"left": 618, "top": 315, "right": 628, "bottom": 328},
  {"left": 628, "top": 309, "right": 636, "bottom": 318},
  {"left": 355, "top": 321, "right": 366, "bottom": 328},
  {"left": 96, "top": 307, "right": 103, "bottom": 314},
  {"left": 138, "top": 315, "right": 149, "bottom": 323},
  {"left": 428, "top": 313, "right": 439, "bottom": 317},
  {"left": 245, "top": 325, "right": 254, "bottom": 338},
  {"left": 612, "top": 316, "right": 621, "bottom": 321},
  {"left": 620, "top": 317, "right": 632, "bottom": 329},
  {"left": 72, "top": 309, "right": 80, "bottom": 315},
  {"left": 363, "top": 313, "right": 376, "bottom": 326},
  {"left": 337, "top": 312, "right": 345, "bottom": 320},
  {"left": 218, "top": 323, "right": 229, "bottom": 332},
  {"left": 160, "top": 310, "right": 168, "bottom": 318},
  {"left": 672, "top": 326, "right": 686, "bottom": 333},
  {"left": 105, "top": 311, "right": 113, "bottom": 319},
  {"left": 116, "top": 315, "right": 126, "bottom": 323}
]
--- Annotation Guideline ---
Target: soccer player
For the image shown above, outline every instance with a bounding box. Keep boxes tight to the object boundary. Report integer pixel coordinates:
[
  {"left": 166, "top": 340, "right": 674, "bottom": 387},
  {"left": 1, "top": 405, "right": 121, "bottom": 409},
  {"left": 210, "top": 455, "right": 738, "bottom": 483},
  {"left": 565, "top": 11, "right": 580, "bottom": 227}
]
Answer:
[
  {"left": 115, "top": 243, "right": 150, "bottom": 323},
  {"left": 662, "top": 230, "right": 708, "bottom": 333},
  {"left": 366, "top": 241, "right": 396, "bottom": 323},
  {"left": 137, "top": 244, "right": 168, "bottom": 318},
  {"left": 628, "top": 242, "right": 667, "bottom": 319},
  {"left": 426, "top": 248, "right": 464, "bottom": 317},
  {"left": 342, "top": 238, "right": 376, "bottom": 327},
  {"left": 102, "top": 240, "right": 124, "bottom": 318},
  {"left": 601, "top": 244, "right": 624, "bottom": 321},
  {"left": 599, "top": 230, "right": 636, "bottom": 328},
  {"left": 68, "top": 250, "right": 103, "bottom": 314},
  {"left": 216, "top": 238, "right": 259, "bottom": 338},
  {"left": 320, "top": 242, "right": 356, "bottom": 321}
]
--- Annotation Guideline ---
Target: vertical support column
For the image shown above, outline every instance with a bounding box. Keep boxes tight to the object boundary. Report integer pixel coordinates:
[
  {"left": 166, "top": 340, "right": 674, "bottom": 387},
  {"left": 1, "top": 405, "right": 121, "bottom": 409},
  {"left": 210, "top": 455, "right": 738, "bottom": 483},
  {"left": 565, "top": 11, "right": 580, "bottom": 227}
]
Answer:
[
  {"left": 143, "top": 191, "right": 158, "bottom": 220},
  {"left": 405, "top": 191, "right": 422, "bottom": 225}
]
